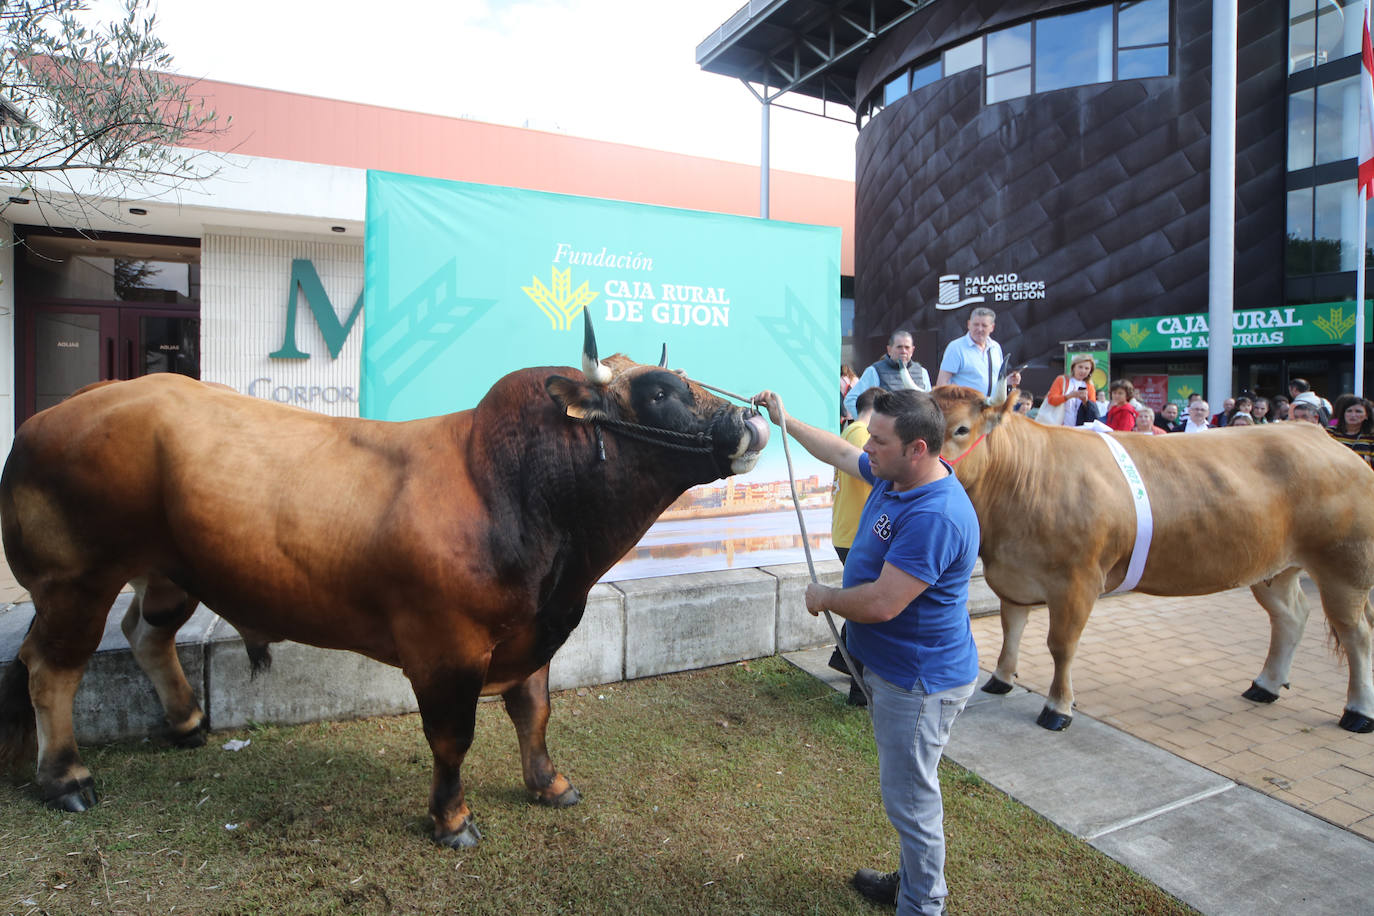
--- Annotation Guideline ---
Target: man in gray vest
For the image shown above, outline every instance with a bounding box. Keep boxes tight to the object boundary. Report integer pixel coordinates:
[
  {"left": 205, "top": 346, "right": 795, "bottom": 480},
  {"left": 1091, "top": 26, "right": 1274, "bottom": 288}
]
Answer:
[{"left": 844, "top": 329, "right": 929, "bottom": 419}]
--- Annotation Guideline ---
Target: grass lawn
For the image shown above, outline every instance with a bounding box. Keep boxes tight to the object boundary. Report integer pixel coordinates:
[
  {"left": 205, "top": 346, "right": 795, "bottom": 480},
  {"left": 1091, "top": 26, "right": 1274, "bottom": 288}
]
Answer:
[{"left": 0, "top": 657, "right": 1196, "bottom": 915}]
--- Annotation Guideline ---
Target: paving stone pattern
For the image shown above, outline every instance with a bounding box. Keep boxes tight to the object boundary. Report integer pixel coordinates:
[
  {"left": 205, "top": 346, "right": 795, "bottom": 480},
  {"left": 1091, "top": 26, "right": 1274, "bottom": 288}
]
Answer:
[{"left": 969, "top": 585, "right": 1374, "bottom": 842}]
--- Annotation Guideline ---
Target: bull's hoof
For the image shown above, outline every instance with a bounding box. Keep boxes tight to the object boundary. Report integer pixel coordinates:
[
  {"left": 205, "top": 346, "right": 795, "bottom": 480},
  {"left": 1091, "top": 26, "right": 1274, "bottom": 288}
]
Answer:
[
  {"left": 44, "top": 780, "right": 98, "bottom": 813},
  {"left": 1338, "top": 709, "right": 1374, "bottom": 733},
  {"left": 1241, "top": 681, "right": 1280, "bottom": 704},
  {"left": 981, "top": 675, "right": 1014, "bottom": 695},
  {"left": 434, "top": 817, "right": 483, "bottom": 849},
  {"left": 537, "top": 785, "right": 582, "bottom": 808},
  {"left": 1035, "top": 707, "right": 1073, "bottom": 731},
  {"left": 169, "top": 719, "right": 208, "bottom": 749}
]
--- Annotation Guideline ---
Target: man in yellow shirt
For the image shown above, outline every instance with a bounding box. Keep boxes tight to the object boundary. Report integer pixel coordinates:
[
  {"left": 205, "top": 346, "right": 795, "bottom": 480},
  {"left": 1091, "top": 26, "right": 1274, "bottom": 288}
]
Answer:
[{"left": 829, "top": 386, "right": 878, "bottom": 704}]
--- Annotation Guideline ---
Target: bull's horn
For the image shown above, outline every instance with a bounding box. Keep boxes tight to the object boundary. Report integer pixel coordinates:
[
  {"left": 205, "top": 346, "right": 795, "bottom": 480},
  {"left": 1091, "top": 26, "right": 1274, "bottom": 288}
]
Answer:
[
  {"left": 581, "top": 309, "right": 612, "bottom": 385},
  {"left": 986, "top": 376, "right": 1009, "bottom": 407},
  {"left": 659, "top": 344, "right": 668, "bottom": 368}
]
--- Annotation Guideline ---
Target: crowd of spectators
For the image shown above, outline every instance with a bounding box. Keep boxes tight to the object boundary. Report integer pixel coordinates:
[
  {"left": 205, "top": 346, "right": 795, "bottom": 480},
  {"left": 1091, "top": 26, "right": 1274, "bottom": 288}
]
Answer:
[{"left": 1015, "top": 376, "right": 1374, "bottom": 466}]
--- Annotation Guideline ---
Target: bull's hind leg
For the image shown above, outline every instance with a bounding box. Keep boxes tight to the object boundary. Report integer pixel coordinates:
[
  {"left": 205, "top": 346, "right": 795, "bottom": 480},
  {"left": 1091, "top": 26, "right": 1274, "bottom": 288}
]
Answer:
[
  {"left": 982, "top": 600, "right": 1033, "bottom": 694},
  {"left": 502, "top": 663, "right": 580, "bottom": 808},
  {"left": 122, "top": 575, "right": 206, "bottom": 746},
  {"left": 1244, "top": 568, "right": 1310, "bottom": 704},
  {"left": 21, "top": 578, "right": 123, "bottom": 811},
  {"left": 1313, "top": 582, "right": 1374, "bottom": 733}
]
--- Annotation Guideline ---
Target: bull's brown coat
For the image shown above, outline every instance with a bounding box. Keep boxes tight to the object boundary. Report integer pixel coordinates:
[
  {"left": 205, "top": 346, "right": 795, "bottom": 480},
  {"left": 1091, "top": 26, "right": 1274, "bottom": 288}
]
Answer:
[
  {"left": 0, "top": 353, "right": 765, "bottom": 846},
  {"left": 931, "top": 386, "right": 1374, "bottom": 733}
]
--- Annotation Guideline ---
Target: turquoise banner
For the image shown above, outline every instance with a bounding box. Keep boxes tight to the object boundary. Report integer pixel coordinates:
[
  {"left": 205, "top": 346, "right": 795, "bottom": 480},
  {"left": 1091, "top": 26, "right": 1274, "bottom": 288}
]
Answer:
[{"left": 363, "top": 172, "right": 842, "bottom": 579}]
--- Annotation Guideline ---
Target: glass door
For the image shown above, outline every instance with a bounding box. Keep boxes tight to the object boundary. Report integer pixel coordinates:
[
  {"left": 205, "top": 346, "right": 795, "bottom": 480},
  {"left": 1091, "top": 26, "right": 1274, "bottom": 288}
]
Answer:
[
  {"left": 28, "top": 305, "right": 118, "bottom": 415},
  {"left": 122, "top": 309, "right": 201, "bottom": 380}
]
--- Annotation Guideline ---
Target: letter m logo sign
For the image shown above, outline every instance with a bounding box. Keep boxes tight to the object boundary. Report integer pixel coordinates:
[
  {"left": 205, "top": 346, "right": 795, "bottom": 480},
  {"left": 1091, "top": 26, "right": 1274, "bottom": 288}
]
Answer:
[{"left": 270, "top": 259, "right": 364, "bottom": 360}]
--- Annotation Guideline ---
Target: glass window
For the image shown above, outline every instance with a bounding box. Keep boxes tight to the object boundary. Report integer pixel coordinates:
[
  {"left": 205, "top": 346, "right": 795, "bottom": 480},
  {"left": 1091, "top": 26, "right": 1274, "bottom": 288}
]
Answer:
[
  {"left": 1317, "top": 0, "right": 1363, "bottom": 63},
  {"left": 883, "top": 70, "right": 909, "bottom": 106},
  {"left": 988, "top": 68, "right": 1032, "bottom": 103},
  {"left": 1314, "top": 180, "right": 1360, "bottom": 271},
  {"left": 1289, "top": 0, "right": 1317, "bottom": 73},
  {"left": 1119, "top": 0, "right": 1169, "bottom": 47},
  {"left": 1118, "top": 46, "right": 1169, "bottom": 78},
  {"left": 1288, "top": 88, "right": 1316, "bottom": 171},
  {"left": 943, "top": 38, "right": 982, "bottom": 76},
  {"left": 1315, "top": 75, "right": 1359, "bottom": 165},
  {"left": 1287, "top": 186, "right": 1314, "bottom": 275},
  {"left": 987, "top": 24, "right": 1031, "bottom": 75},
  {"left": 1036, "top": 5, "right": 1113, "bottom": 92},
  {"left": 911, "top": 60, "right": 941, "bottom": 92}
]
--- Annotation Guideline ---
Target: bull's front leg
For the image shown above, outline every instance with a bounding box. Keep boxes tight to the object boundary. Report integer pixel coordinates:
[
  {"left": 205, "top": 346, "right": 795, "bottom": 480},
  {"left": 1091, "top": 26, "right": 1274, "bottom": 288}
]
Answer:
[
  {"left": 410, "top": 666, "right": 487, "bottom": 848},
  {"left": 1039, "top": 591, "right": 1097, "bottom": 731},
  {"left": 981, "top": 600, "right": 1032, "bottom": 695},
  {"left": 502, "top": 663, "right": 580, "bottom": 808}
]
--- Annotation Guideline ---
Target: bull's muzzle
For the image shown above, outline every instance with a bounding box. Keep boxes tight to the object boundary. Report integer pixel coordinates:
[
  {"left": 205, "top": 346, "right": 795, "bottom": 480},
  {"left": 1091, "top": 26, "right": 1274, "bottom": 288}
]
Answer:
[{"left": 729, "top": 410, "right": 770, "bottom": 474}]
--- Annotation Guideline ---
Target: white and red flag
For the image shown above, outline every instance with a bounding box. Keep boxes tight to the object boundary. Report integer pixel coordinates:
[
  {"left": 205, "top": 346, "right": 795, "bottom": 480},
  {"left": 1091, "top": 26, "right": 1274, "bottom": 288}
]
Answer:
[{"left": 1359, "top": 2, "right": 1374, "bottom": 198}]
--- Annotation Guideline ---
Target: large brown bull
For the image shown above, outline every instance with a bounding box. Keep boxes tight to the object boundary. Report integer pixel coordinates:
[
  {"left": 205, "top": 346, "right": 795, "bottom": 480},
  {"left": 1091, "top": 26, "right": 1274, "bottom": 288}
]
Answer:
[
  {"left": 931, "top": 384, "right": 1374, "bottom": 734},
  {"left": 0, "top": 316, "right": 768, "bottom": 848}
]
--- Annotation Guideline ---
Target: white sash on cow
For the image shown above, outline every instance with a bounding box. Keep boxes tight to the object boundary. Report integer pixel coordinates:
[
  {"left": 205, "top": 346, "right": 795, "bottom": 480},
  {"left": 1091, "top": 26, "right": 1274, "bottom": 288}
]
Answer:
[{"left": 1094, "top": 431, "right": 1153, "bottom": 595}]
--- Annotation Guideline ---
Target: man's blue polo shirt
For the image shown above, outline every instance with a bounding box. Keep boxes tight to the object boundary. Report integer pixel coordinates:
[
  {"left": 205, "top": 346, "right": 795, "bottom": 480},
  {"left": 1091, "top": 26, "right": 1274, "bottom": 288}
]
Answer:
[
  {"left": 939, "top": 333, "right": 1004, "bottom": 394},
  {"left": 842, "top": 453, "right": 980, "bottom": 692}
]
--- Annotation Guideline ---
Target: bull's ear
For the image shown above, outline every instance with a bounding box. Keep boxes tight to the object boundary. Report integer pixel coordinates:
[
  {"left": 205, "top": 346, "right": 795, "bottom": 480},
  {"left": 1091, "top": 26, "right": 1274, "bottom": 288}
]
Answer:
[{"left": 546, "top": 375, "right": 610, "bottom": 421}]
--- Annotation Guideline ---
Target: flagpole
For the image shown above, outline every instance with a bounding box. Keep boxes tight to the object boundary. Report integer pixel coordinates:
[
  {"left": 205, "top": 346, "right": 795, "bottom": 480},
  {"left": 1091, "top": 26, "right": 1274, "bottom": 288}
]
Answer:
[
  {"left": 1359, "top": 196, "right": 1367, "bottom": 398},
  {"left": 1360, "top": 0, "right": 1374, "bottom": 398}
]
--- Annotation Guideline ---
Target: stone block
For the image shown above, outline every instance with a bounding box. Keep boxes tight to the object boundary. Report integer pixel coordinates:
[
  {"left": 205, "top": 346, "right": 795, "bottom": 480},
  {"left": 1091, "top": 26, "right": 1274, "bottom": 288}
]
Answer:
[
  {"left": 204, "top": 619, "right": 416, "bottom": 730},
  {"left": 620, "top": 568, "right": 776, "bottom": 679},
  {"left": 1, "top": 596, "right": 218, "bottom": 744},
  {"left": 550, "top": 583, "right": 624, "bottom": 691},
  {"left": 760, "top": 560, "right": 844, "bottom": 652}
]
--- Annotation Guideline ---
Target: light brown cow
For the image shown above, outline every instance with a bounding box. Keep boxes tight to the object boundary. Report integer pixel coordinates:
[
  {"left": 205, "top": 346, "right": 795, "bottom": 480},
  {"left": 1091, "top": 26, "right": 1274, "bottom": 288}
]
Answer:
[
  {"left": 0, "top": 316, "right": 769, "bottom": 847},
  {"left": 931, "top": 384, "right": 1374, "bottom": 733}
]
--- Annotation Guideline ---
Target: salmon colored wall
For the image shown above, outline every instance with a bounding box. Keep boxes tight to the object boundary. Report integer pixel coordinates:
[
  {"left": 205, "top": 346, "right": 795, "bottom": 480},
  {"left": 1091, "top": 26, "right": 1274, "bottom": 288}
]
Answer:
[{"left": 179, "top": 78, "right": 856, "bottom": 275}]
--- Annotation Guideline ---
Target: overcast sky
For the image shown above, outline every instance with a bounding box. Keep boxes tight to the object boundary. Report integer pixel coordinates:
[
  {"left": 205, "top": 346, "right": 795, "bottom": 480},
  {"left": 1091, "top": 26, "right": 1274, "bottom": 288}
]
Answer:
[{"left": 128, "top": 0, "right": 857, "bottom": 179}]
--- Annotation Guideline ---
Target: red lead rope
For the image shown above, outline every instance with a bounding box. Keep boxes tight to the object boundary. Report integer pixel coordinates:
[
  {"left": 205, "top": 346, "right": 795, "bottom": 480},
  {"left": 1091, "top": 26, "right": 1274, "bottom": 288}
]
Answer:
[{"left": 948, "top": 432, "right": 988, "bottom": 465}]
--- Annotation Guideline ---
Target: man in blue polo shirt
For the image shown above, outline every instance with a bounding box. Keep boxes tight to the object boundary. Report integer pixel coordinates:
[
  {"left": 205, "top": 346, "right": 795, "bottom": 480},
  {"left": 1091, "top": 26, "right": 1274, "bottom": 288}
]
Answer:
[
  {"left": 752, "top": 386, "right": 979, "bottom": 916},
  {"left": 935, "top": 307, "right": 1020, "bottom": 395}
]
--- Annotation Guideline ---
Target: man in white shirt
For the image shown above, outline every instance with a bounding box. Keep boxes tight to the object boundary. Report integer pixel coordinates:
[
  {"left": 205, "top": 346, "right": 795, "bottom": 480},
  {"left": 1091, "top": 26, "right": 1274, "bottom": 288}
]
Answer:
[
  {"left": 936, "top": 308, "right": 1021, "bottom": 395},
  {"left": 1183, "top": 400, "right": 1210, "bottom": 432}
]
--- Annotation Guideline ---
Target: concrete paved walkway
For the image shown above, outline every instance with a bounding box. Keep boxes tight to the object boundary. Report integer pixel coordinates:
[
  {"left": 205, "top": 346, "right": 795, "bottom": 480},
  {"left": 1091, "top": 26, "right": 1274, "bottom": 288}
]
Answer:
[{"left": 788, "top": 582, "right": 1374, "bottom": 916}]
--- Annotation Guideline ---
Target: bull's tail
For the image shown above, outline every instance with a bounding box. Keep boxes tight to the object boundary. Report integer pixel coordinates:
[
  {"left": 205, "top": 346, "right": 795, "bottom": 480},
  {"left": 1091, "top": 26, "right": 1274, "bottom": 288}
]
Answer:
[{"left": 0, "top": 623, "right": 36, "bottom": 777}]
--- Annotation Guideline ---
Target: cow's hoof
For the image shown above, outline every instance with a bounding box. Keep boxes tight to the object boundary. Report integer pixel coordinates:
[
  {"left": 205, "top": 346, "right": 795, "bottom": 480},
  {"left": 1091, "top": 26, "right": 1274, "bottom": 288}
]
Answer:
[
  {"left": 981, "top": 675, "right": 1014, "bottom": 695},
  {"left": 538, "top": 785, "right": 581, "bottom": 808},
  {"left": 44, "top": 780, "right": 98, "bottom": 813},
  {"left": 434, "top": 818, "right": 483, "bottom": 849},
  {"left": 1241, "top": 681, "right": 1280, "bottom": 704},
  {"left": 1338, "top": 709, "right": 1374, "bottom": 733},
  {"left": 1035, "top": 707, "right": 1072, "bottom": 731},
  {"left": 169, "top": 719, "right": 208, "bottom": 748}
]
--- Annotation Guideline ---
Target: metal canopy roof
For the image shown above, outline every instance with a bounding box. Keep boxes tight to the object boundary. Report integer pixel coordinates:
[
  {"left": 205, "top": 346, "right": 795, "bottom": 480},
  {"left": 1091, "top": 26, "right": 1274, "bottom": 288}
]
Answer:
[{"left": 696, "top": 0, "right": 937, "bottom": 111}]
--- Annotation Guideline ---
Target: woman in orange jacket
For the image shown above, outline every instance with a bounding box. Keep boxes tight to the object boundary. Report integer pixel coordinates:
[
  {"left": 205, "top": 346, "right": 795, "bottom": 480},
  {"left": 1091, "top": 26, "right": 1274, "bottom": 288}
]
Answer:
[{"left": 1043, "top": 354, "right": 1097, "bottom": 426}]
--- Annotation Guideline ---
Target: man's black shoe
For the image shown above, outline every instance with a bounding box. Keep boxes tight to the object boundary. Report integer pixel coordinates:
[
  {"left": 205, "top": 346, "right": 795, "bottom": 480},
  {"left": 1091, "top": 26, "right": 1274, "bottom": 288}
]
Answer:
[
  {"left": 826, "top": 646, "right": 849, "bottom": 674},
  {"left": 846, "top": 679, "right": 868, "bottom": 707},
  {"left": 851, "top": 868, "right": 898, "bottom": 906}
]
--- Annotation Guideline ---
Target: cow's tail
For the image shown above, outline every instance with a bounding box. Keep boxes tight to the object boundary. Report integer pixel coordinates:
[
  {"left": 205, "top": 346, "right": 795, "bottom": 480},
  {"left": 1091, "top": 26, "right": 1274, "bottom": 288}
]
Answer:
[{"left": 0, "top": 622, "right": 37, "bottom": 777}]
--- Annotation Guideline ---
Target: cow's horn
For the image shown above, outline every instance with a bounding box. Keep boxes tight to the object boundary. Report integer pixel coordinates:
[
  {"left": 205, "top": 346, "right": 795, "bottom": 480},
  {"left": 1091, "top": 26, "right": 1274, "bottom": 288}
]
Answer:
[
  {"left": 986, "top": 376, "right": 1009, "bottom": 407},
  {"left": 581, "top": 309, "right": 613, "bottom": 385},
  {"left": 659, "top": 344, "right": 668, "bottom": 368}
]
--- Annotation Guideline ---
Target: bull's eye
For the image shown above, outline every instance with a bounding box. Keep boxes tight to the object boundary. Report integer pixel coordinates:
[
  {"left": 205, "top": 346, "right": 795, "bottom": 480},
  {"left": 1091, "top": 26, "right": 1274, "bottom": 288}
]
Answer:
[
  {"left": 652, "top": 389, "right": 667, "bottom": 403},
  {"left": 955, "top": 425, "right": 970, "bottom": 437}
]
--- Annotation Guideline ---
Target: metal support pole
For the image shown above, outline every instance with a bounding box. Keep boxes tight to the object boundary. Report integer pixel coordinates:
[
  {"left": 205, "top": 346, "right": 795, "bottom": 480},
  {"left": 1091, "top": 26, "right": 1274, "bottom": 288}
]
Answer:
[
  {"left": 1358, "top": 196, "right": 1367, "bottom": 398},
  {"left": 1208, "top": 0, "right": 1237, "bottom": 409},
  {"left": 760, "top": 97, "right": 771, "bottom": 219}
]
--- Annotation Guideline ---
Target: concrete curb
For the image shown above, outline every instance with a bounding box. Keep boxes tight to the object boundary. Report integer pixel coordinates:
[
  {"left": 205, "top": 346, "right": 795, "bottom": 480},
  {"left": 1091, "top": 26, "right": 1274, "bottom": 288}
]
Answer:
[{"left": 0, "top": 563, "right": 848, "bottom": 743}]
